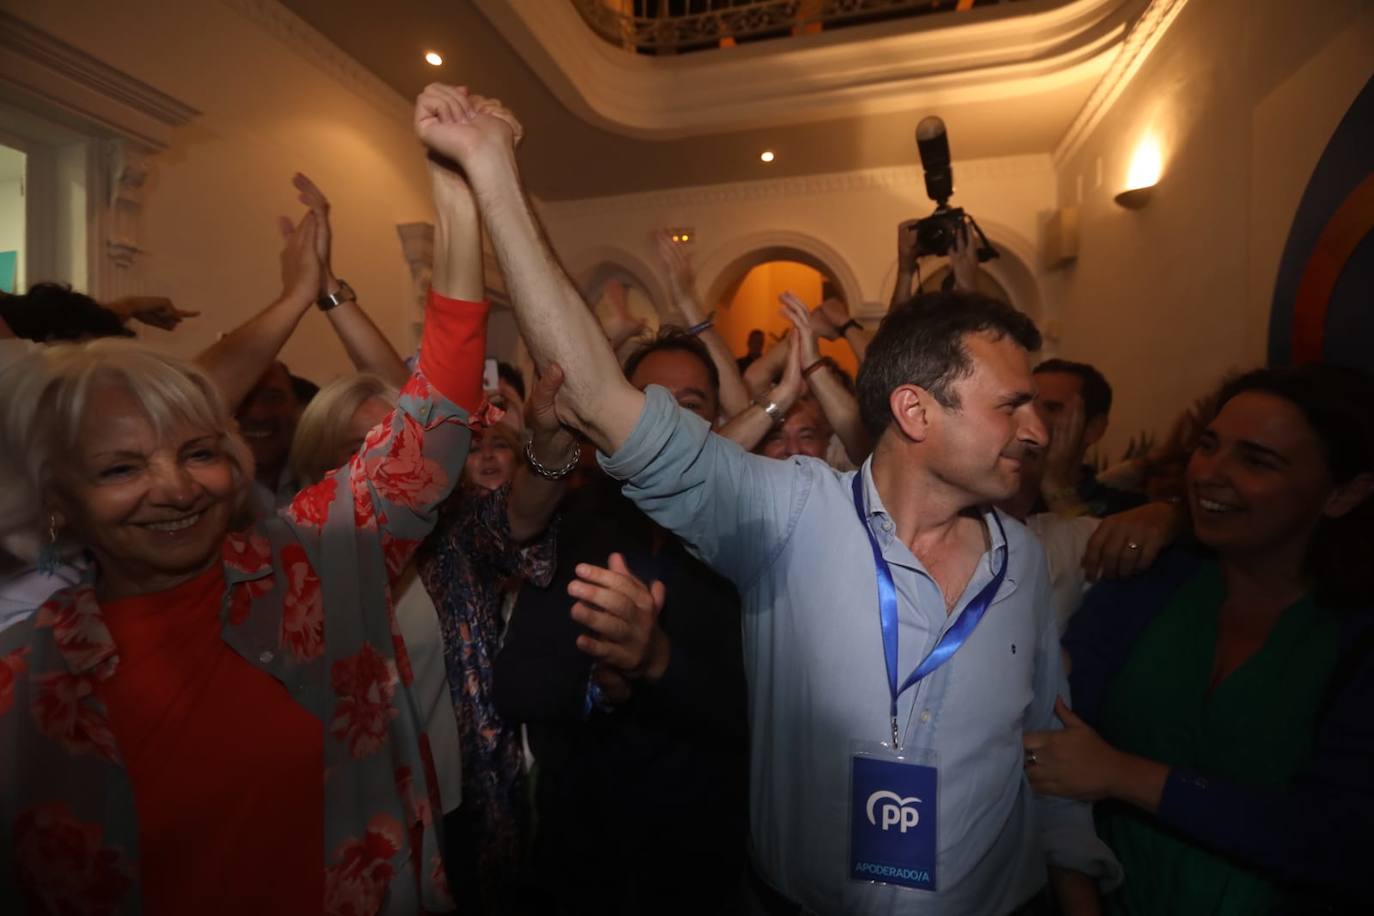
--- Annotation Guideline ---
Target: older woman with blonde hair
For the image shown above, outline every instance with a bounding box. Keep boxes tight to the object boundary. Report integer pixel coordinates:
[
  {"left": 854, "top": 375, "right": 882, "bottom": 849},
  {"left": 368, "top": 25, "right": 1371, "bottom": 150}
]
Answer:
[
  {"left": 287, "top": 372, "right": 466, "bottom": 836},
  {"left": 0, "top": 111, "right": 502, "bottom": 912}
]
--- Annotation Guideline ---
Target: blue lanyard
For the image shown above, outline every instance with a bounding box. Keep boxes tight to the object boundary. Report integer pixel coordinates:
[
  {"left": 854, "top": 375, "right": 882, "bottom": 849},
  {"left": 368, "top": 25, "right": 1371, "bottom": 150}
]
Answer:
[{"left": 851, "top": 472, "right": 1008, "bottom": 749}]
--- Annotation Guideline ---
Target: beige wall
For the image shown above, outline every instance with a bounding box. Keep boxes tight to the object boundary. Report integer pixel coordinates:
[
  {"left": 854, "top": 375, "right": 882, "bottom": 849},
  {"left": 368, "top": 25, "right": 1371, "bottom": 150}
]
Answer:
[
  {"left": 1051, "top": 0, "right": 1374, "bottom": 460},
  {"left": 538, "top": 153, "right": 1059, "bottom": 347},
  {"left": 4, "top": 0, "right": 436, "bottom": 386}
]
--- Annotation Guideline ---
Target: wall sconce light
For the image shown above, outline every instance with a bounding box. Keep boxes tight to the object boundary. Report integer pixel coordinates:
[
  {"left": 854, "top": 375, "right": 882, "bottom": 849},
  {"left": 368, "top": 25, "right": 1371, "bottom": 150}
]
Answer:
[
  {"left": 668, "top": 227, "right": 694, "bottom": 244},
  {"left": 1115, "top": 135, "right": 1162, "bottom": 209},
  {"left": 424, "top": 51, "right": 444, "bottom": 66}
]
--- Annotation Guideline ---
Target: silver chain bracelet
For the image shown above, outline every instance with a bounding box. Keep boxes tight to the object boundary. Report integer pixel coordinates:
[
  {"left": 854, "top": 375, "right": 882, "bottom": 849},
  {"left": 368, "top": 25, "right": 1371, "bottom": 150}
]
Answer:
[{"left": 523, "top": 437, "right": 581, "bottom": 480}]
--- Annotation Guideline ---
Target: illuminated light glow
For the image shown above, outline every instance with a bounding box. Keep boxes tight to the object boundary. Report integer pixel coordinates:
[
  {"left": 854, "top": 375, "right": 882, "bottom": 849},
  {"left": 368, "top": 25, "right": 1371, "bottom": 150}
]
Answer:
[
  {"left": 425, "top": 51, "right": 444, "bottom": 66},
  {"left": 1125, "top": 135, "right": 1162, "bottom": 191},
  {"left": 760, "top": 151, "right": 775, "bottom": 163}
]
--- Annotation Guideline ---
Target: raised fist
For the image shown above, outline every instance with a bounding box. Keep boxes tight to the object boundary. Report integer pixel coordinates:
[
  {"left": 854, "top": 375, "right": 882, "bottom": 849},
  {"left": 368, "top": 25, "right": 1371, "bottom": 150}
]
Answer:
[{"left": 414, "top": 84, "right": 522, "bottom": 167}]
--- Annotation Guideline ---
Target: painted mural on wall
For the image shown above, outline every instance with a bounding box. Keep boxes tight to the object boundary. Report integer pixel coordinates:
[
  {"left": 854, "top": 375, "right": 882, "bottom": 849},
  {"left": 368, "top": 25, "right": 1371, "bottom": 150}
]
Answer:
[{"left": 1268, "top": 76, "right": 1374, "bottom": 371}]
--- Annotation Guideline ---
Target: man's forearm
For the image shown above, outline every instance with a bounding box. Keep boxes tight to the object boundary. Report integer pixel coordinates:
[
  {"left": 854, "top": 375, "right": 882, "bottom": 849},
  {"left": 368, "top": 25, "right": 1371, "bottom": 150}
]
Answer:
[
  {"left": 807, "top": 365, "right": 871, "bottom": 464},
  {"left": 465, "top": 153, "right": 642, "bottom": 452},
  {"left": 841, "top": 323, "right": 872, "bottom": 362},
  {"left": 195, "top": 291, "right": 313, "bottom": 411},
  {"left": 889, "top": 268, "right": 914, "bottom": 310},
  {"left": 319, "top": 272, "right": 409, "bottom": 387}
]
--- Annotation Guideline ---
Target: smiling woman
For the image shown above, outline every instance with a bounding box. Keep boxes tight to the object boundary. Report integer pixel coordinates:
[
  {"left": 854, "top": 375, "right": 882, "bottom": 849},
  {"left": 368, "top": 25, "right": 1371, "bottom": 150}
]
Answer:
[
  {"left": 1032, "top": 363, "right": 1374, "bottom": 914},
  {"left": 0, "top": 291, "right": 490, "bottom": 911},
  {"left": 0, "top": 341, "right": 254, "bottom": 589}
]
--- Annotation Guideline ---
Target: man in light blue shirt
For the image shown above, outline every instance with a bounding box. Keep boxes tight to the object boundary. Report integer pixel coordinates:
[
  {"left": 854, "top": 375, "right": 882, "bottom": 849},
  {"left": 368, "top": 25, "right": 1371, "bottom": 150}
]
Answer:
[{"left": 413, "top": 84, "right": 1120, "bottom": 915}]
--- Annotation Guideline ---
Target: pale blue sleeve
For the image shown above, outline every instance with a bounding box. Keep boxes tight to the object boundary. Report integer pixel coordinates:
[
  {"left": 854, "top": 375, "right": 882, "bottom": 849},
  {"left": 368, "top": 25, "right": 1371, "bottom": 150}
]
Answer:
[
  {"left": 1025, "top": 546, "right": 1124, "bottom": 889},
  {"left": 598, "top": 385, "right": 813, "bottom": 590}
]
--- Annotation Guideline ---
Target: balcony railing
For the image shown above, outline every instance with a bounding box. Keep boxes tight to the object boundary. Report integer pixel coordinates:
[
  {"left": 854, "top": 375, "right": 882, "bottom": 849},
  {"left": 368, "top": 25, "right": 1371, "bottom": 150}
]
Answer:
[{"left": 572, "top": 0, "right": 1027, "bottom": 54}]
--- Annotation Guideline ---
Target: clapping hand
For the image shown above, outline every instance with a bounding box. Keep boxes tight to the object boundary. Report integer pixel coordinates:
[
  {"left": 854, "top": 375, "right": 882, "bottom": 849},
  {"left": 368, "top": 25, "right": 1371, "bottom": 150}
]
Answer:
[
  {"left": 287, "top": 173, "right": 333, "bottom": 284},
  {"left": 570, "top": 553, "right": 670, "bottom": 682},
  {"left": 778, "top": 292, "right": 822, "bottom": 366},
  {"left": 599, "top": 279, "right": 647, "bottom": 348},
  {"left": 278, "top": 211, "right": 321, "bottom": 305}
]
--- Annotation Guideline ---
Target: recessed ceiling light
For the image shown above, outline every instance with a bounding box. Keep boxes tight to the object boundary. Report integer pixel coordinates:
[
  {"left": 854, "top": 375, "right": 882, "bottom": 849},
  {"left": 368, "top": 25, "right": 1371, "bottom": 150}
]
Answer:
[
  {"left": 760, "top": 151, "right": 775, "bottom": 163},
  {"left": 425, "top": 51, "right": 443, "bottom": 66}
]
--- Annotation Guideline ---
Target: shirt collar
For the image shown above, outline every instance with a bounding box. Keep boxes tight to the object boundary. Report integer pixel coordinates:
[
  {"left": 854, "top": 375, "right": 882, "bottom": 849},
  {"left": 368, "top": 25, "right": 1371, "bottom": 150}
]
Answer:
[{"left": 858, "top": 457, "right": 1013, "bottom": 581}]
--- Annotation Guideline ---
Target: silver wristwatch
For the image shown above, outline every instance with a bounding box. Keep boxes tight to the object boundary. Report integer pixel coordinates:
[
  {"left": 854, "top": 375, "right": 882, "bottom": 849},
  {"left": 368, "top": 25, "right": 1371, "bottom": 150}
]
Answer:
[{"left": 316, "top": 279, "right": 356, "bottom": 312}]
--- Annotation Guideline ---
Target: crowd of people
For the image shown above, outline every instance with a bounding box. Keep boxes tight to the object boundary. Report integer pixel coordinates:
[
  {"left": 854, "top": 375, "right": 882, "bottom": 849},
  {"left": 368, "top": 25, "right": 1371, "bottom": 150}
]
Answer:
[{"left": 0, "top": 83, "right": 1369, "bottom": 916}]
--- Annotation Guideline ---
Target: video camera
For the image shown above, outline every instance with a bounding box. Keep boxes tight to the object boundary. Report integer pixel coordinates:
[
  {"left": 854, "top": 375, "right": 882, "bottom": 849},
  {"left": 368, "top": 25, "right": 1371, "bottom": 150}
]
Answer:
[{"left": 906, "top": 117, "right": 998, "bottom": 263}]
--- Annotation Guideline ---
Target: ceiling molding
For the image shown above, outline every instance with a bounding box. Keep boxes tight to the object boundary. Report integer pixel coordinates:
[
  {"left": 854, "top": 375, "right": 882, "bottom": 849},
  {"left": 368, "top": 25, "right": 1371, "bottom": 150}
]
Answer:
[
  {"left": 475, "top": 0, "right": 1141, "bottom": 139},
  {"left": 1053, "top": 0, "right": 1191, "bottom": 166},
  {"left": 538, "top": 155, "right": 1054, "bottom": 218},
  {"left": 220, "top": 0, "right": 412, "bottom": 123},
  {"left": 0, "top": 10, "right": 199, "bottom": 150}
]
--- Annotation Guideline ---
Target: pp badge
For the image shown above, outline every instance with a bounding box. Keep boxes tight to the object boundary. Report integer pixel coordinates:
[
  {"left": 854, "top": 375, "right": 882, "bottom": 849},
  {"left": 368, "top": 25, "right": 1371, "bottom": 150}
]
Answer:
[{"left": 850, "top": 745, "right": 938, "bottom": 891}]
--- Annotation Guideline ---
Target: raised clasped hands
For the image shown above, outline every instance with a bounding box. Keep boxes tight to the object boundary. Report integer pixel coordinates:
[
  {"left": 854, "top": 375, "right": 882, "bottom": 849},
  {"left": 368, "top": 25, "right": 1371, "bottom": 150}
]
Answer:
[{"left": 414, "top": 84, "right": 523, "bottom": 171}]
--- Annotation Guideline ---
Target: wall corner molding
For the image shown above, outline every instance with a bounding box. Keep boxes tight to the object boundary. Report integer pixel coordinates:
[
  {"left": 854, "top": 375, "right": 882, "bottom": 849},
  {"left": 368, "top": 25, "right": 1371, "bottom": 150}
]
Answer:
[
  {"left": 0, "top": 10, "right": 200, "bottom": 150},
  {"left": 1053, "top": 0, "right": 1190, "bottom": 167},
  {"left": 219, "top": 0, "right": 412, "bottom": 123}
]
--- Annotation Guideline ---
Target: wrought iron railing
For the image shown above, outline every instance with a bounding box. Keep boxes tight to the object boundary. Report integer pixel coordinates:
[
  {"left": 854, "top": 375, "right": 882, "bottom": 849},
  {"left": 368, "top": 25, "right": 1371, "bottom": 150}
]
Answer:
[{"left": 572, "top": 0, "right": 1023, "bottom": 54}]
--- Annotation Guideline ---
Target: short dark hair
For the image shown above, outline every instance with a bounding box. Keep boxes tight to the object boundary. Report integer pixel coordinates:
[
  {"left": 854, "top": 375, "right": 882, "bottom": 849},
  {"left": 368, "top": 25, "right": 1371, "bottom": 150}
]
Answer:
[
  {"left": 0, "top": 283, "right": 133, "bottom": 342},
  {"left": 496, "top": 361, "right": 525, "bottom": 400},
  {"left": 1033, "top": 358, "right": 1112, "bottom": 420},
  {"left": 1214, "top": 363, "right": 1374, "bottom": 607},
  {"left": 289, "top": 373, "right": 319, "bottom": 405},
  {"left": 856, "top": 291, "right": 1041, "bottom": 437},
  {"left": 623, "top": 327, "right": 721, "bottom": 397}
]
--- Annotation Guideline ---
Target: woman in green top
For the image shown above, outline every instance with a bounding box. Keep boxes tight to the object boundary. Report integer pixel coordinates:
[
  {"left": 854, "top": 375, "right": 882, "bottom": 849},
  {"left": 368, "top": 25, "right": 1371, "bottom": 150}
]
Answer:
[{"left": 1024, "top": 364, "right": 1374, "bottom": 914}]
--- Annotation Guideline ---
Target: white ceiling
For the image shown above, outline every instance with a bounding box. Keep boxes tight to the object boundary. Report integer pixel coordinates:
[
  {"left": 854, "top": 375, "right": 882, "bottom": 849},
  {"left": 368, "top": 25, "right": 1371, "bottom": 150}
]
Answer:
[{"left": 278, "top": 0, "right": 1144, "bottom": 200}]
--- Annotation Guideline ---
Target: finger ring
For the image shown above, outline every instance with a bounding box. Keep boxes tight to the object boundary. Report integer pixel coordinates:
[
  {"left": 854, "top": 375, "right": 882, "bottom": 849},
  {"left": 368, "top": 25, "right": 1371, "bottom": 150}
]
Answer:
[
  {"left": 1024, "top": 750, "right": 1038, "bottom": 767},
  {"left": 1126, "top": 541, "right": 1141, "bottom": 551}
]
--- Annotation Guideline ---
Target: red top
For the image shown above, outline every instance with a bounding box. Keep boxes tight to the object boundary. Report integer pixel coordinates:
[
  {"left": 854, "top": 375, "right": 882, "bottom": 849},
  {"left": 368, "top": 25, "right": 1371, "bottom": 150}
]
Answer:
[
  {"left": 97, "top": 565, "right": 324, "bottom": 915},
  {"left": 421, "top": 288, "right": 489, "bottom": 411}
]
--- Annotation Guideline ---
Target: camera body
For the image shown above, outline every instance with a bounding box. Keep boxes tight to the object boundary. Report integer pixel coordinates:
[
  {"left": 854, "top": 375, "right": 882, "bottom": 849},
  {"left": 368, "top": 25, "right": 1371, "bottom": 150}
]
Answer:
[
  {"left": 912, "top": 206, "right": 967, "bottom": 259},
  {"left": 908, "top": 116, "right": 998, "bottom": 266}
]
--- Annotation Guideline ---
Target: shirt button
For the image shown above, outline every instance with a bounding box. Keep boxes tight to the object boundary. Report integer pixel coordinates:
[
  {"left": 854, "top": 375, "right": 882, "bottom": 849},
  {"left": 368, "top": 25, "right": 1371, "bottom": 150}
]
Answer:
[
  {"left": 259, "top": 650, "right": 274, "bottom": 664},
  {"left": 919, "top": 710, "right": 931, "bottom": 723}
]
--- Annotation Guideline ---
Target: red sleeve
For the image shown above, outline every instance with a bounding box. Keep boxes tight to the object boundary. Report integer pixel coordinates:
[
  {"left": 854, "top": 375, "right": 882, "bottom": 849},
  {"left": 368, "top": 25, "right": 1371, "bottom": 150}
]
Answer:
[{"left": 418, "top": 288, "right": 489, "bottom": 412}]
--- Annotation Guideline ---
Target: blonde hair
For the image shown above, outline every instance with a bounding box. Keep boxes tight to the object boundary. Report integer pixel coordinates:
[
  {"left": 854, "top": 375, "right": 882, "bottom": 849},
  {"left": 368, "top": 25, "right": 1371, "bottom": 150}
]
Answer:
[
  {"left": 288, "top": 373, "right": 399, "bottom": 487},
  {"left": 0, "top": 339, "right": 254, "bottom": 562}
]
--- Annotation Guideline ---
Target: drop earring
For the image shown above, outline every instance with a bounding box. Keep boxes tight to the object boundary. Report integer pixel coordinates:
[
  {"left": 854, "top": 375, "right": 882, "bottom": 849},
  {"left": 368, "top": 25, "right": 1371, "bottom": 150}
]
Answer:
[{"left": 37, "top": 515, "right": 60, "bottom": 575}]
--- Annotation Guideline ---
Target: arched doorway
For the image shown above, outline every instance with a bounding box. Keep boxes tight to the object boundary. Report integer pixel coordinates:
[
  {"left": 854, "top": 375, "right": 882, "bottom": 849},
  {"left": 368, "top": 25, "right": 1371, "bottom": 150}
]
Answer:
[{"left": 702, "top": 238, "right": 863, "bottom": 379}]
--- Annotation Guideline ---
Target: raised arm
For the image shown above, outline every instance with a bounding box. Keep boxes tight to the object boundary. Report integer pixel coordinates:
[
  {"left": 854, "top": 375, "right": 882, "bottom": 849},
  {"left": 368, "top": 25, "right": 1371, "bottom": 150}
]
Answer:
[
  {"left": 819, "top": 295, "right": 871, "bottom": 363},
  {"left": 597, "top": 278, "right": 648, "bottom": 364},
  {"left": 507, "top": 363, "right": 577, "bottom": 542},
  {"left": 292, "top": 173, "right": 410, "bottom": 388},
  {"left": 654, "top": 230, "right": 751, "bottom": 418},
  {"left": 719, "top": 330, "right": 803, "bottom": 451},
  {"left": 742, "top": 331, "right": 791, "bottom": 400},
  {"left": 196, "top": 213, "right": 320, "bottom": 411},
  {"left": 779, "top": 292, "right": 872, "bottom": 464},
  {"left": 413, "top": 84, "right": 643, "bottom": 454},
  {"left": 889, "top": 219, "right": 920, "bottom": 311}
]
